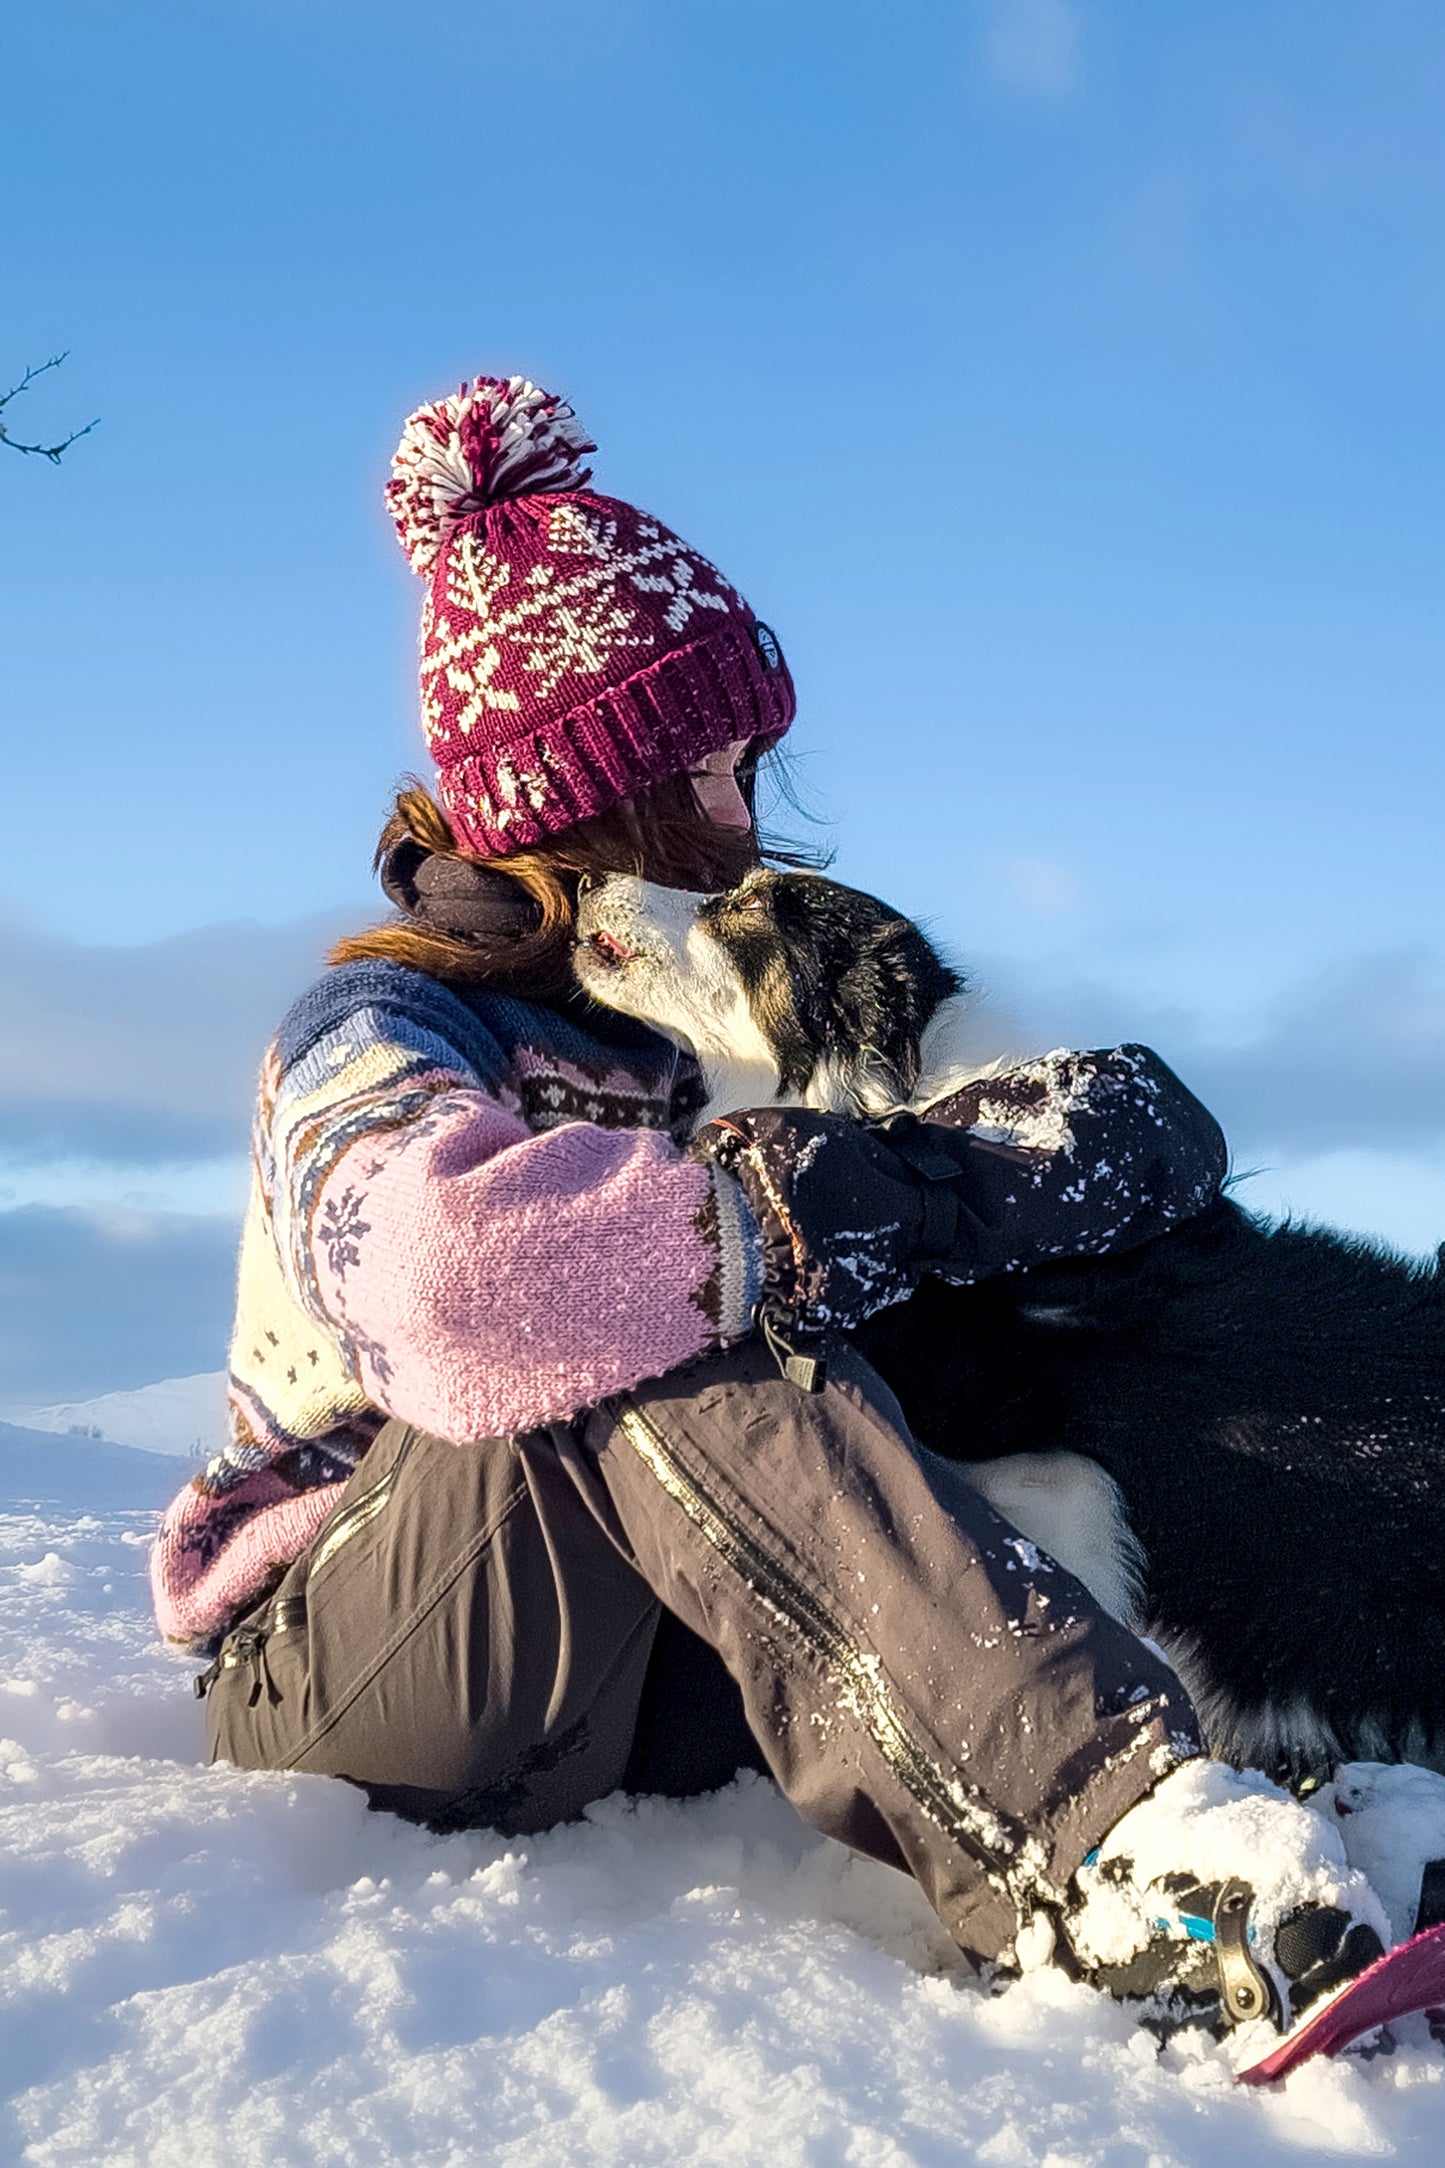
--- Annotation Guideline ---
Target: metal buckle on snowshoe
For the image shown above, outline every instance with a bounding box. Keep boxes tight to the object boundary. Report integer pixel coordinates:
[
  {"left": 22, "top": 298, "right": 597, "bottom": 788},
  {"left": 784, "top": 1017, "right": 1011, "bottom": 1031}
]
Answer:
[{"left": 1214, "top": 1878, "right": 1279, "bottom": 2027}]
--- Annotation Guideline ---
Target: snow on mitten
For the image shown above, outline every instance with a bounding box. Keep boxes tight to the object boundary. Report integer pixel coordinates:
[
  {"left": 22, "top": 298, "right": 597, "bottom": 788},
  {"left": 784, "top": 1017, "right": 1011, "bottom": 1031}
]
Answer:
[{"left": 917, "top": 1044, "right": 1228, "bottom": 1264}]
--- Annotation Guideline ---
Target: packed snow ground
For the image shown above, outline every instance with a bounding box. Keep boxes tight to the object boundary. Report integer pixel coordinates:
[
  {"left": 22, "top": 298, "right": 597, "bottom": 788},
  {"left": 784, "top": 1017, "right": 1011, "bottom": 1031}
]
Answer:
[{"left": 5, "top": 1436, "right": 1445, "bottom": 2165}]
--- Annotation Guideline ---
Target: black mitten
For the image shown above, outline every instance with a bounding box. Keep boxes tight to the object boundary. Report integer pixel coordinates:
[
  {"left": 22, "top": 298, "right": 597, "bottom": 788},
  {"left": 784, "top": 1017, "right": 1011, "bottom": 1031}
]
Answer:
[
  {"left": 692, "top": 1108, "right": 975, "bottom": 1338},
  {"left": 691, "top": 1044, "right": 1226, "bottom": 1373},
  {"left": 915, "top": 1044, "right": 1227, "bottom": 1271}
]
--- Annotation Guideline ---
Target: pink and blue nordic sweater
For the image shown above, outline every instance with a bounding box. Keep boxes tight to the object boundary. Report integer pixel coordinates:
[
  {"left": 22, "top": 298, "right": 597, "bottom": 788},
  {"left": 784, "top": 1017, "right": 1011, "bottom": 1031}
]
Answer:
[{"left": 150, "top": 962, "right": 762, "bottom": 1649}]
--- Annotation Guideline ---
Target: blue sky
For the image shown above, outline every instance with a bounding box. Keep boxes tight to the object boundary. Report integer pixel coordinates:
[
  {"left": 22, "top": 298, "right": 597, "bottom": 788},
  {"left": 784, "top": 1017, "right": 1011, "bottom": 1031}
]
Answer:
[{"left": 2, "top": 0, "right": 1443, "bottom": 1404}]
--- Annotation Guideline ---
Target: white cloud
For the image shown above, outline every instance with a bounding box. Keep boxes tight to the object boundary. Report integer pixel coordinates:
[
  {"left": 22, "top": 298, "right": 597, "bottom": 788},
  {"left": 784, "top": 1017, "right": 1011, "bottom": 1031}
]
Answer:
[
  {"left": 0, "top": 906, "right": 348, "bottom": 1164},
  {"left": 977, "top": 0, "right": 1083, "bottom": 100},
  {"left": 967, "top": 946, "right": 1445, "bottom": 1158},
  {"left": 2, "top": 901, "right": 1442, "bottom": 1408},
  {"left": 952, "top": 943, "right": 1445, "bottom": 1260},
  {"left": 0, "top": 1205, "right": 238, "bottom": 1409},
  {"left": 0, "top": 1153, "right": 249, "bottom": 1217}
]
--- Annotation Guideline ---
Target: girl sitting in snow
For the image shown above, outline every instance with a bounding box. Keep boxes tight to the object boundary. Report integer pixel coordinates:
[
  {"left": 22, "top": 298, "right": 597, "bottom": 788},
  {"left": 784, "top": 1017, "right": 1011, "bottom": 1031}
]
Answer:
[{"left": 152, "top": 375, "right": 1389, "bottom": 2036}]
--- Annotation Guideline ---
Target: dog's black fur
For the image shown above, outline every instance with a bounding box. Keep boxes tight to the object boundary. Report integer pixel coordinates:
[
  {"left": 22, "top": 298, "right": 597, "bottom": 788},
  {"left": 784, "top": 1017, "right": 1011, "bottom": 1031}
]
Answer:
[
  {"left": 578, "top": 866, "right": 1445, "bottom": 1782},
  {"left": 855, "top": 1205, "right": 1445, "bottom": 1781},
  {"left": 695, "top": 875, "right": 964, "bottom": 1104}
]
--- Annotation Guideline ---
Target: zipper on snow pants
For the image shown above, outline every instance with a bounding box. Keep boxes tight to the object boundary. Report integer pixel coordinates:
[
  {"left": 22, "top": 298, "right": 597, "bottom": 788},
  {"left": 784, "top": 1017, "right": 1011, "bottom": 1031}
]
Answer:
[{"left": 614, "top": 1395, "right": 1012, "bottom": 1881}]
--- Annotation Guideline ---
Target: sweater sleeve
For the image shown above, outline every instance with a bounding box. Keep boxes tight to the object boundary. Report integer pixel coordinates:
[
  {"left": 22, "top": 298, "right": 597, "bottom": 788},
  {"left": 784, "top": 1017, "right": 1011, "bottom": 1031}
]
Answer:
[{"left": 265, "top": 970, "right": 763, "bottom": 1442}]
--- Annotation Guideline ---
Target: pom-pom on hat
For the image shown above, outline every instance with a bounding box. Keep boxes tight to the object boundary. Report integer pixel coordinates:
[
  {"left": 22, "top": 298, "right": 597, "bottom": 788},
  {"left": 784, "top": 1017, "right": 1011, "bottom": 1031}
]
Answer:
[{"left": 386, "top": 374, "right": 796, "bottom": 859}]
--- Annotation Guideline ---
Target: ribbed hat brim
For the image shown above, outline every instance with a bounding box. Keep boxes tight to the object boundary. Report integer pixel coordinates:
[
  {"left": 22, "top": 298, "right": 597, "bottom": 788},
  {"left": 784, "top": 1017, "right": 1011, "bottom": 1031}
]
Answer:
[{"left": 437, "top": 617, "right": 796, "bottom": 858}]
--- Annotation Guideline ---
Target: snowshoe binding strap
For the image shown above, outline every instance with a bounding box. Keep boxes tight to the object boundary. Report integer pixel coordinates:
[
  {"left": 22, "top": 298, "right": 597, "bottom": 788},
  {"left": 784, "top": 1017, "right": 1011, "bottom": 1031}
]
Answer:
[{"left": 1213, "top": 1878, "right": 1278, "bottom": 2028}]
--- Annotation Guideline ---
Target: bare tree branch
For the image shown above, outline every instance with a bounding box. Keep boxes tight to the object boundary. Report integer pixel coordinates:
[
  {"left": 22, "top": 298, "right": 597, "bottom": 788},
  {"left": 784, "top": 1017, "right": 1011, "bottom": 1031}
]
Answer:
[{"left": 0, "top": 353, "right": 99, "bottom": 463}]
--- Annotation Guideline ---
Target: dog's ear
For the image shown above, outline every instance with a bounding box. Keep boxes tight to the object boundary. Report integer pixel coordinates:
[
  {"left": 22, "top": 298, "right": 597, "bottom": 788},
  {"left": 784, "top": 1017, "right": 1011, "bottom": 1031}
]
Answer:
[
  {"left": 760, "top": 874, "right": 964, "bottom": 1114},
  {"left": 833, "top": 917, "right": 964, "bottom": 1110}
]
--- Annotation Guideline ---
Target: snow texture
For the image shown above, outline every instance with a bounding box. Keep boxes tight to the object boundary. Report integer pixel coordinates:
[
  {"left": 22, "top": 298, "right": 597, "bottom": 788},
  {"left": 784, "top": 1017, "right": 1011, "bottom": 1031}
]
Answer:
[
  {"left": 1069, "top": 1760, "right": 1389, "bottom": 1974},
  {"left": 965, "top": 1048, "right": 1095, "bottom": 1158},
  {"left": 1312, "top": 1763, "right": 1445, "bottom": 1949},
  {"left": 5, "top": 1442, "right": 1445, "bottom": 2164},
  {"left": 10, "top": 1374, "right": 225, "bottom": 1461}
]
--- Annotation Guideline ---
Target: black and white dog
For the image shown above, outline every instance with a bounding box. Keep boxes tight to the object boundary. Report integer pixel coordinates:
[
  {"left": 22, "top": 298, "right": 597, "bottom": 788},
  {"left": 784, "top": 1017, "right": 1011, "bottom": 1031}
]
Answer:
[{"left": 576, "top": 868, "right": 1445, "bottom": 1785}]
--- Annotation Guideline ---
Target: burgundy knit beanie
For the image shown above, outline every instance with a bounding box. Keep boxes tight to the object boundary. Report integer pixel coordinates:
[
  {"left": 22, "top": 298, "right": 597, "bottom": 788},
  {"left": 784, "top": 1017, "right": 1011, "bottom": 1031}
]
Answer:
[{"left": 386, "top": 375, "right": 796, "bottom": 859}]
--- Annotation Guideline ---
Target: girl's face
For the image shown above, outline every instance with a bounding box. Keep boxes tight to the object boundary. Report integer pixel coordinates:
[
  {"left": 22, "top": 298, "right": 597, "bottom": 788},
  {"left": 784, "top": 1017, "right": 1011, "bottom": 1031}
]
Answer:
[{"left": 685, "top": 739, "right": 754, "bottom": 832}]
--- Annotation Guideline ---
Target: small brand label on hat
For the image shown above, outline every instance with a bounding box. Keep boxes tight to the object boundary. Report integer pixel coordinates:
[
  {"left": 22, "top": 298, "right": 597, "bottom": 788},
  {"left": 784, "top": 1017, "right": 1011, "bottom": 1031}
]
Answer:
[{"left": 752, "top": 621, "right": 783, "bottom": 671}]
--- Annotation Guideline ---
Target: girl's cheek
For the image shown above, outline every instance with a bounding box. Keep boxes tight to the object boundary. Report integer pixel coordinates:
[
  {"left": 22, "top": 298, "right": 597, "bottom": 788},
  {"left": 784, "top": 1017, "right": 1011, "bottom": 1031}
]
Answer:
[{"left": 692, "top": 772, "right": 754, "bottom": 831}]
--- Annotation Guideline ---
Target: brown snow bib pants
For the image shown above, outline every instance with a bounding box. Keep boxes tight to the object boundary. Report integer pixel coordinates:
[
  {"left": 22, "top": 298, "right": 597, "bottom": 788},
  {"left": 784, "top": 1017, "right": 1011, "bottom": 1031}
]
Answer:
[{"left": 205, "top": 1338, "right": 1200, "bottom": 1966}]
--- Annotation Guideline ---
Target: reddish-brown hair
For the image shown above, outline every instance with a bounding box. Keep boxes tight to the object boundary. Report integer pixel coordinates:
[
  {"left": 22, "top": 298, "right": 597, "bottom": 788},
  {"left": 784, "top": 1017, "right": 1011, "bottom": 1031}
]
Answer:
[{"left": 330, "top": 752, "right": 797, "bottom": 998}]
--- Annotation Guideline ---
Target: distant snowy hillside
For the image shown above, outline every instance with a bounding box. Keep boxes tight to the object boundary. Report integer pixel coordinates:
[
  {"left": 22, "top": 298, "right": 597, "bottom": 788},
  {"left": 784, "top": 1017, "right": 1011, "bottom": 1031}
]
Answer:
[
  {"left": 4, "top": 1449, "right": 1445, "bottom": 2161},
  {"left": 0, "top": 1421, "right": 182, "bottom": 1511},
  {"left": 13, "top": 1371, "right": 226, "bottom": 1460}
]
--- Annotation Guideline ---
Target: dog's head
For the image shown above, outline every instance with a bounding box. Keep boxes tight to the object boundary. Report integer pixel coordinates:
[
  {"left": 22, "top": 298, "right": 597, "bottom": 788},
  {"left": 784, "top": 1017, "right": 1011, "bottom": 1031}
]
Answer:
[{"left": 574, "top": 868, "right": 965, "bottom": 1123}]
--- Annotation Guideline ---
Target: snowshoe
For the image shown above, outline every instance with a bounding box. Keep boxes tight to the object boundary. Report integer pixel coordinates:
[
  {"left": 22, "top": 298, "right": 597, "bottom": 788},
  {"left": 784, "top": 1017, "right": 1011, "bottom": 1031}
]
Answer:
[{"left": 1062, "top": 1761, "right": 1389, "bottom": 2039}]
